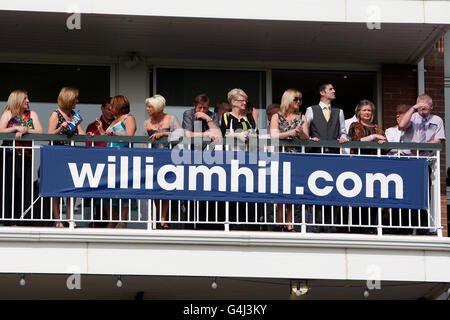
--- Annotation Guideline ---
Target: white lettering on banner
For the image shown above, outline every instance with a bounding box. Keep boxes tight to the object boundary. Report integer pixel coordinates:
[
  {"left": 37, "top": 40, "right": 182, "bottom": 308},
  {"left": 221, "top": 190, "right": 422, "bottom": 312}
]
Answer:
[
  {"left": 68, "top": 163, "right": 104, "bottom": 188},
  {"left": 108, "top": 156, "right": 116, "bottom": 188},
  {"left": 157, "top": 165, "right": 184, "bottom": 191},
  {"left": 188, "top": 166, "right": 227, "bottom": 191},
  {"left": 270, "top": 161, "right": 279, "bottom": 194},
  {"left": 120, "top": 156, "right": 128, "bottom": 189},
  {"left": 308, "top": 170, "right": 333, "bottom": 196},
  {"left": 308, "top": 170, "right": 404, "bottom": 199},
  {"left": 258, "top": 161, "right": 266, "bottom": 193},
  {"left": 133, "top": 156, "right": 141, "bottom": 189},
  {"left": 283, "top": 162, "right": 291, "bottom": 194},
  {"left": 66, "top": 155, "right": 406, "bottom": 202},
  {"left": 336, "top": 172, "right": 362, "bottom": 198},
  {"left": 145, "top": 157, "right": 153, "bottom": 189},
  {"left": 366, "top": 173, "right": 403, "bottom": 199},
  {"left": 231, "top": 159, "right": 253, "bottom": 192}
]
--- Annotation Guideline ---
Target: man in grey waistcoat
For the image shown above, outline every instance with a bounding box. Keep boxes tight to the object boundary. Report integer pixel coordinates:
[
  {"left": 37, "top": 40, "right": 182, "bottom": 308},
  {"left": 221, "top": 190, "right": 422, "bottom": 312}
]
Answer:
[{"left": 304, "top": 82, "right": 348, "bottom": 232}]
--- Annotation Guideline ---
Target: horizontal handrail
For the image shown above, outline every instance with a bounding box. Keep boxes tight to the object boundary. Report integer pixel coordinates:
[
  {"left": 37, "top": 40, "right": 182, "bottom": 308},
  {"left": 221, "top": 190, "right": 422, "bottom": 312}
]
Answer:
[{"left": 0, "top": 133, "right": 442, "bottom": 151}]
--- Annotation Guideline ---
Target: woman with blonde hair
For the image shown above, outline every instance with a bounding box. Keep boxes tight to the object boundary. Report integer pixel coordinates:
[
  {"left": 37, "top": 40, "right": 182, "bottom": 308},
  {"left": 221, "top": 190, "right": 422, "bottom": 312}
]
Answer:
[
  {"left": 348, "top": 99, "right": 386, "bottom": 154},
  {"left": 220, "top": 88, "right": 257, "bottom": 142},
  {"left": 144, "top": 94, "right": 183, "bottom": 228},
  {"left": 270, "top": 88, "right": 309, "bottom": 232},
  {"left": 48, "top": 87, "right": 86, "bottom": 227},
  {"left": 0, "top": 89, "right": 43, "bottom": 225}
]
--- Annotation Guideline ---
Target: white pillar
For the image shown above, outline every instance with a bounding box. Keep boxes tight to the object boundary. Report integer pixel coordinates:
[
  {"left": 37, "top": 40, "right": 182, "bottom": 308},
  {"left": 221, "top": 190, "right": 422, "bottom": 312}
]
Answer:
[{"left": 116, "top": 56, "right": 149, "bottom": 135}]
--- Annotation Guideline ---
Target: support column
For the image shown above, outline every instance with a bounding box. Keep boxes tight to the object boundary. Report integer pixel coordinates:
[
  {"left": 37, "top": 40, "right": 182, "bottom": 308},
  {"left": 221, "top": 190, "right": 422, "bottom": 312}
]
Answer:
[{"left": 116, "top": 55, "right": 149, "bottom": 135}]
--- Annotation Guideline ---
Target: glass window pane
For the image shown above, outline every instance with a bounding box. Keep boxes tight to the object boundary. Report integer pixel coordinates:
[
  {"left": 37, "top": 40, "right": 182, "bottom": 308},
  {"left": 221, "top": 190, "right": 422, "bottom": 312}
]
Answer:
[
  {"left": 0, "top": 63, "right": 110, "bottom": 104},
  {"left": 156, "top": 68, "right": 266, "bottom": 109},
  {"left": 272, "top": 70, "right": 377, "bottom": 119}
]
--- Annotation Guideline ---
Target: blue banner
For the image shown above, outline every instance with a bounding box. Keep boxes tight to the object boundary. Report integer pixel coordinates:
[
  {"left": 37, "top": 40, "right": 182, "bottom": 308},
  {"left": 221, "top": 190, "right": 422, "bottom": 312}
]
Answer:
[{"left": 40, "top": 146, "right": 428, "bottom": 209}]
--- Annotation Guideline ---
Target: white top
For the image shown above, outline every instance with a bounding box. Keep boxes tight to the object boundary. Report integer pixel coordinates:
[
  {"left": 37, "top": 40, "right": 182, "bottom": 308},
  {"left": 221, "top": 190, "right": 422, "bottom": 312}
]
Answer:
[
  {"left": 385, "top": 125, "right": 409, "bottom": 155},
  {"left": 345, "top": 115, "right": 358, "bottom": 134}
]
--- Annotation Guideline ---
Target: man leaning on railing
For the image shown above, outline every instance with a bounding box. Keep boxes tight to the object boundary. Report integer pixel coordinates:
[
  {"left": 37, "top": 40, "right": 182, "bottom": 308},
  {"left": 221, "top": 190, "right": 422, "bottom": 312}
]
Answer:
[{"left": 398, "top": 94, "right": 446, "bottom": 155}]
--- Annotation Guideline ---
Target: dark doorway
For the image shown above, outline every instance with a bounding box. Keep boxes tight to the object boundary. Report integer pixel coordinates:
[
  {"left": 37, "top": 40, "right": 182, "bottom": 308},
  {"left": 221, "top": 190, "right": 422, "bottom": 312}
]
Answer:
[
  {"left": 0, "top": 63, "right": 110, "bottom": 104},
  {"left": 156, "top": 68, "right": 266, "bottom": 109},
  {"left": 272, "top": 70, "right": 377, "bottom": 120}
]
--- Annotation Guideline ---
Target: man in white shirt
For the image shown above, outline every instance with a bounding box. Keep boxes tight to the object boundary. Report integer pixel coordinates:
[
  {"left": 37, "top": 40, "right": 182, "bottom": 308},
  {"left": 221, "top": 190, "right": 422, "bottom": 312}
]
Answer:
[
  {"left": 398, "top": 94, "right": 446, "bottom": 156},
  {"left": 385, "top": 104, "right": 411, "bottom": 155},
  {"left": 304, "top": 82, "right": 347, "bottom": 232},
  {"left": 305, "top": 82, "right": 348, "bottom": 145},
  {"left": 345, "top": 114, "right": 357, "bottom": 134}
]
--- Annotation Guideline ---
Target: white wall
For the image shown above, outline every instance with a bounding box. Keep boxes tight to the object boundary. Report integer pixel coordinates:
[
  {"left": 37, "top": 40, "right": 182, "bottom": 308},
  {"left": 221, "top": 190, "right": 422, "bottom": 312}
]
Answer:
[{"left": 115, "top": 59, "right": 149, "bottom": 135}]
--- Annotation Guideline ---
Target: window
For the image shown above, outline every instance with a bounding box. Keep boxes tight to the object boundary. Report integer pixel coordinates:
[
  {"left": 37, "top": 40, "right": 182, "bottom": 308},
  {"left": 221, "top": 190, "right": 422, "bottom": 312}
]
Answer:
[
  {"left": 272, "top": 70, "right": 377, "bottom": 119},
  {"left": 0, "top": 63, "right": 110, "bottom": 104},
  {"left": 155, "top": 68, "right": 266, "bottom": 109}
]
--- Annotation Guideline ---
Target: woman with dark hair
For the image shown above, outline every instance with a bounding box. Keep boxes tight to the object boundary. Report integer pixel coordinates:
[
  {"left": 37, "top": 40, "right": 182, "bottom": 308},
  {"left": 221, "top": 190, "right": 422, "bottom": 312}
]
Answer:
[
  {"left": 48, "top": 87, "right": 85, "bottom": 227},
  {"left": 104, "top": 95, "right": 136, "bottom": 147},
  {"left": 0, "top": 90, "right": 43, "bottom": 226},
  {"left": 101, "top": 95, "right": 136, "bottom": 228},
  {"left": 348, "top": 99, "right": 386, "bottom": 154}
]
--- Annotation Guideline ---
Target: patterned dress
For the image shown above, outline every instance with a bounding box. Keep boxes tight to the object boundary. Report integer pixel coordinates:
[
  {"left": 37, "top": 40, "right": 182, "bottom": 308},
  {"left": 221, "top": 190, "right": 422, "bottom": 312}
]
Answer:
[
  {"left": 53, "top": 109, "right": 78, "bottom": 145},
  {"left": 277, "top": 112, "right": 304, "bottom": 153},
  {"left": 348, "top": 121, "right": 385, "bottom": 155},
  {"left": 4, "top": 110, "right": 34, "bottom": 156}
]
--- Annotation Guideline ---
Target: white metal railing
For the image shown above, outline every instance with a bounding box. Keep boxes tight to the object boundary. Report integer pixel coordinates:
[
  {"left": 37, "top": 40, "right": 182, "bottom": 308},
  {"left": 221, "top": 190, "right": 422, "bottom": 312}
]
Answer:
[{"left": 0, "top": 133, "right": 443, "bottom": 237}]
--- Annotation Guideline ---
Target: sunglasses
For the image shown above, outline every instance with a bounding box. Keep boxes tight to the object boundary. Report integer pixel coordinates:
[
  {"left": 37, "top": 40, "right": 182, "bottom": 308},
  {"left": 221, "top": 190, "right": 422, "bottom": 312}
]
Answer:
[{"left": 293, "top": 97, "right": 302, "bottom": 102}]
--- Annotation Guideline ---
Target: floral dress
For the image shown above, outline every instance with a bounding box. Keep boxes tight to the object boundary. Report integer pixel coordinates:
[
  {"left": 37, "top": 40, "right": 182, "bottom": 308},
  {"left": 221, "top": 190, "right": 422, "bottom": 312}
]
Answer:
[
  {"left": 53, "top": 109, "right": 77, "bottom": 145},
  {"left": 4, "top": 110, "right": 34, "bottom": 156},
  {"left": 277, "top": 112, "right": 304, "bottom": 153}
]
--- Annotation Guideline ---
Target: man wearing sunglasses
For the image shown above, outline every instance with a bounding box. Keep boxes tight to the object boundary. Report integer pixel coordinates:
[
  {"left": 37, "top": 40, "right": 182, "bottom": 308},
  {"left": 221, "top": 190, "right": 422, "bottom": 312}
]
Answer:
[{"left": 305, "top": 82, "right": 347, "bottom": 148}]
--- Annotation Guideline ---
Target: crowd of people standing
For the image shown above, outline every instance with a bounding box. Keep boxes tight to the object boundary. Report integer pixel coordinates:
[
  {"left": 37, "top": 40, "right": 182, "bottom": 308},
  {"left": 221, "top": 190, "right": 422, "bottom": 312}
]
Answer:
[{"left": 0, "top": 81, "right": 445, "bottom": 231}]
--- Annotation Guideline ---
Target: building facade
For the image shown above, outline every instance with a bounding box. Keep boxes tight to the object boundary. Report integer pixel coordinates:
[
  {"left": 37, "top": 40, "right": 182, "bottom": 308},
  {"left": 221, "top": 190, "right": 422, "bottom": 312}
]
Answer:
[{"left": 0, "top": 0, "right": 449, "bottom": 300}]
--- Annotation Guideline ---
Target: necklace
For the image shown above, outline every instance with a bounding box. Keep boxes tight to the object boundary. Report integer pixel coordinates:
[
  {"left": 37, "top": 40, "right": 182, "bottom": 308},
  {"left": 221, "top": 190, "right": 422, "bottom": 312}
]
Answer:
[{"left": 148, "top": 113, "right": 167, "bottom": 129}]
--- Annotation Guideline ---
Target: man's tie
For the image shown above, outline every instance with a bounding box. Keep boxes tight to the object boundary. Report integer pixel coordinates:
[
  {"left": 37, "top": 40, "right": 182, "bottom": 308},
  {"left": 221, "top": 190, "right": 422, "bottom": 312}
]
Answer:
[
  {"left": 325, "top": 105, "right": 330, "bottom": 122},
  {"left": 419, "top": 118, "right": 427, "bottom": 143}
]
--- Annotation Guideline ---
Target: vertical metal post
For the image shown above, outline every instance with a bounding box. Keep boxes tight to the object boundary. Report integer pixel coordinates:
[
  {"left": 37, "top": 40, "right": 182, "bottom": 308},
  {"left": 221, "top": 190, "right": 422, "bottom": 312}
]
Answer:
[{"left": 434, "top": 151, "right": 442, "bottom": 237}]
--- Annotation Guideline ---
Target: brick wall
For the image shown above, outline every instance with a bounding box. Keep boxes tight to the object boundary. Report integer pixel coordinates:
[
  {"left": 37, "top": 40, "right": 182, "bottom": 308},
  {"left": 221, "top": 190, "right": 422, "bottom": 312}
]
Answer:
[
  {"left": 381, "top": 39, "right": 447, "bottom": 237},
  {"left": 381, "top": 64, "right": 418, "bottom": 128}
]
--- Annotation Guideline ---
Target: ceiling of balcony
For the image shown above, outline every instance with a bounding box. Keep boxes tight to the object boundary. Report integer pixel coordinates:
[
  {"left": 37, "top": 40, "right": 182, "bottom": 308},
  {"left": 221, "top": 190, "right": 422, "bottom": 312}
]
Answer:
[
  {"left": 0, "top": 10, "right": 447, "bottom": 65},
  {"left": 0, "top": 273, "right": 446, "bottom": 300}
]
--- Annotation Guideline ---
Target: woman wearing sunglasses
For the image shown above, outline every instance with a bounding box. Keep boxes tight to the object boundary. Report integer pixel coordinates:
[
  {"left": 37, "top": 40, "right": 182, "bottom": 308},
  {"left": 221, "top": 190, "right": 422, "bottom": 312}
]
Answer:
[{"left": 270, "top": 88, "right": 309, "bottom": 232}]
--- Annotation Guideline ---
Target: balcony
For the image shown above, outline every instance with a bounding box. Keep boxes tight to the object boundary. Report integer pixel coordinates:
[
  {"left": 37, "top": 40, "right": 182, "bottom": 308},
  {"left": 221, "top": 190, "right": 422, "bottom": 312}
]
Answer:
[
  {"left": 0, "top": 133, "right": 448, "bottom": 299},
  {"left": 0, "top": 133, "right": 443, "bottom": 235}
]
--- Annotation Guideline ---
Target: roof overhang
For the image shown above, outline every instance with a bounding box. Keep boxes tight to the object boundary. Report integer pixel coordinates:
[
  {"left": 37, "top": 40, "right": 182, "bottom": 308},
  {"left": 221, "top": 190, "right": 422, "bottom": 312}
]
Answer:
[{"left": 0, "top": 3, "right": 449, "bottom": 65}]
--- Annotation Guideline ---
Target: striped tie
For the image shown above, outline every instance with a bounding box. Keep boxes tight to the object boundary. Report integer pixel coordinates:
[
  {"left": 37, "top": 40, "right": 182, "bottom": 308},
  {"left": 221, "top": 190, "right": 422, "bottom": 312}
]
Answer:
[
  {"left": 325, "top": 105, "right": 330, "bottom": 122},
  {"left": 419, "top": 118, "right": 427, "bottom": 143}
]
